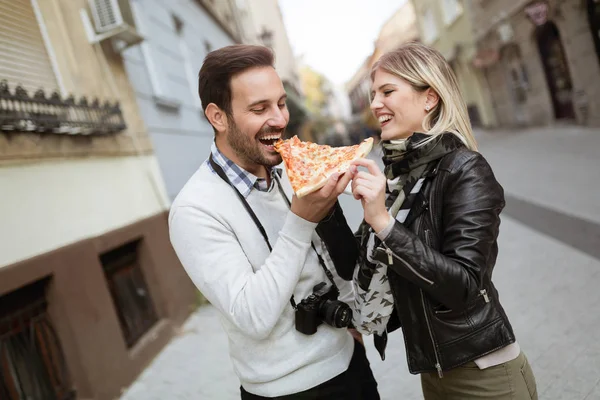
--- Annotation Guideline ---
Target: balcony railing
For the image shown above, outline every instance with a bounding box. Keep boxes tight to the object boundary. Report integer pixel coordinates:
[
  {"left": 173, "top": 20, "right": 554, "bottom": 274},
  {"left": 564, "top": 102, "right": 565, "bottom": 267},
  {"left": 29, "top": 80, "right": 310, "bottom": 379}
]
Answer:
[{"left": 0, "top": 80, "right": 126, "bottom": 135}]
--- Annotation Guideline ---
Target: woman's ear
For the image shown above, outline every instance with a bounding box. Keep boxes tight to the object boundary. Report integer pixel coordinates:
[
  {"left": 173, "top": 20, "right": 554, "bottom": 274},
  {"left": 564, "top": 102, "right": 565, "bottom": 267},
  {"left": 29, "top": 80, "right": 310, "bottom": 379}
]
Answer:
[
  {"left": 424, "top": 89, "right": 440, "bottom": 112},
  {"left": 205, "top": 103, "right": 228, "bottom": 133}
]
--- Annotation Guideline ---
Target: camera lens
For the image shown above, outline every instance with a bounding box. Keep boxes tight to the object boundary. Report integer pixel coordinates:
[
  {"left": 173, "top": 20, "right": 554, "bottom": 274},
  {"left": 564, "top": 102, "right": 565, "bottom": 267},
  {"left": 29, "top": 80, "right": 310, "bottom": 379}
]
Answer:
[{"left": 321, "top": 300, "right": 352, "bottom": 328}]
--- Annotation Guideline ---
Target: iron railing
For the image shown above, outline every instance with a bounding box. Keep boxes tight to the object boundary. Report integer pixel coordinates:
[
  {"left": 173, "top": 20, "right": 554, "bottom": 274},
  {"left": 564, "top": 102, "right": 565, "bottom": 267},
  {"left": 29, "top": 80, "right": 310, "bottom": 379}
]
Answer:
[
  {"left": 0, "top": 299, "right": 75, "bottom": 400},
  {"left": 0, "top": 80, "right": 126, "bottom": 135}
]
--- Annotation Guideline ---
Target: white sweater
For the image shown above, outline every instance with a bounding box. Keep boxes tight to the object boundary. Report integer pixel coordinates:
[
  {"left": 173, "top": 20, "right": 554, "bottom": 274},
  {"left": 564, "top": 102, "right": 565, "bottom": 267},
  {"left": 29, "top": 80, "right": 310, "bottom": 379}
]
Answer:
[{"left": 169, "top": 163, "right": 354, "bottom": 397}]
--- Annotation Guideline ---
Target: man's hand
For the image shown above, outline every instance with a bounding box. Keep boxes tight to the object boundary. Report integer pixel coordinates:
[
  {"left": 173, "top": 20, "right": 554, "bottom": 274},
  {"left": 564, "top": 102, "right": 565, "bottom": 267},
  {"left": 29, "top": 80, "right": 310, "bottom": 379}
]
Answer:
[{"left": 291, "top": 171, "right": 353, "bottom": 223}]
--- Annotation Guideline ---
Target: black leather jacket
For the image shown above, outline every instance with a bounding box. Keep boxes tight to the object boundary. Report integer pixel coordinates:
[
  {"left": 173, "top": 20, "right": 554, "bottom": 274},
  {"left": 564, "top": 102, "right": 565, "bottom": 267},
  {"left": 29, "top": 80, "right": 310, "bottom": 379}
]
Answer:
[{"left": 317, "top": 147, "right": 516, "bottom": 376}]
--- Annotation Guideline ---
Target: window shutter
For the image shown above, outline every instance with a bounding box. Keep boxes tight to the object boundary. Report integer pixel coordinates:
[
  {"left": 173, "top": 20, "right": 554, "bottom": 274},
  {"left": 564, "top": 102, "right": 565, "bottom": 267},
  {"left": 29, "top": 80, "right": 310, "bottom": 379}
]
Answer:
[{"left": 0, "top": 0, "right": 59, "bottom": 93}]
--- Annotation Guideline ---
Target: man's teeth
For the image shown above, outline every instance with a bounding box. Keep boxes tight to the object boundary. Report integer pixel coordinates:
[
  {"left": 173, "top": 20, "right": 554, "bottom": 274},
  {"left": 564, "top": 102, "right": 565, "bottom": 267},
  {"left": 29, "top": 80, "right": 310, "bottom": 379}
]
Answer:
[
  {"left": 378, "top": 115, "right": 392, "bottom": 123},
  {"left": 259, "top": 135, "right": 280, "bottom": 142}
]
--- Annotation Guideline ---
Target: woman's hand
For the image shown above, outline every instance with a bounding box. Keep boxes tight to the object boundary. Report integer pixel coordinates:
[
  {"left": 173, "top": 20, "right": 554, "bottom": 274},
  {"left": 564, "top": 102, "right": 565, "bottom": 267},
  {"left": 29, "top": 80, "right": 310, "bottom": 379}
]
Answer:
[{"left": 351, "top": 158, "right": 392, "bottom": 233}]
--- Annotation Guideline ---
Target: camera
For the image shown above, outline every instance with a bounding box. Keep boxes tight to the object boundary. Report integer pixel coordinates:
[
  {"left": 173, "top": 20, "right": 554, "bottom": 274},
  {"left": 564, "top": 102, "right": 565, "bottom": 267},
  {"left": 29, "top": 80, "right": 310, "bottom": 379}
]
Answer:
[{"left": 295, "top": 282, "right": 352, "bottom": 335}]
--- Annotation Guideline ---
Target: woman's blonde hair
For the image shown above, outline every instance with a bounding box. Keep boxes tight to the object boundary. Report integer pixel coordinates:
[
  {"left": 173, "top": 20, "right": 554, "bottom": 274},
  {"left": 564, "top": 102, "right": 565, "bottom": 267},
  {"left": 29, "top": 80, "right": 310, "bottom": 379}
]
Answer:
[{"left": 371, "top": 42, "right": 478, "bottom": 151}]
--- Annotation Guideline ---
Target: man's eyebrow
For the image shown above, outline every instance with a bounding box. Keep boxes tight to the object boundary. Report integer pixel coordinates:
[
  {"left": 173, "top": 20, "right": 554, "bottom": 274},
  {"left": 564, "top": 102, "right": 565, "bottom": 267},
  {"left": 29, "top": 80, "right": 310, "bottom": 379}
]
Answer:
[
  {"left": 247, "top": 94, "right": 287, "bottom": 108},
  {"left": 248, "top": 99, "right": 268, "bottom": 108}
]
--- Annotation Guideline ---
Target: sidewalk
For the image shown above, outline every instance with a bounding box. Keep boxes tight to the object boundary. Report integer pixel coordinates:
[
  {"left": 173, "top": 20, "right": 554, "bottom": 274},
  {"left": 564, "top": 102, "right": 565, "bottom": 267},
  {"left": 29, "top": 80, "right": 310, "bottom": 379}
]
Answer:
[{"left": 474, "top": 125, "right": 600, "bottom": 225}]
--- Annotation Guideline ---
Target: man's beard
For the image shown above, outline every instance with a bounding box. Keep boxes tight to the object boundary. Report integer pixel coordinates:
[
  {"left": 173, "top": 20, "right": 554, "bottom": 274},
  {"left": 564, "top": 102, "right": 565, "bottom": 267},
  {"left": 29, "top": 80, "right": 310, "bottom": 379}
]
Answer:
[{"left": 226, "top": 117, "right": 284, "bottom": 168}]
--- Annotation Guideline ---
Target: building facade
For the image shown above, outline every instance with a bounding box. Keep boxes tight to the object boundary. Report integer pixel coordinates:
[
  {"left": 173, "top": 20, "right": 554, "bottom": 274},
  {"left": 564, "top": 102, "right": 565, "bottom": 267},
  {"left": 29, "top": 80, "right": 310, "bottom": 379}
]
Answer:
[
  {"left": 411, "top": 0, "right": 497, "bottom": 127},
  {"left": 472, "top": 0, "right": 600, "bottom": 127},
  {"left": 122, "top": 0, "right": 240, "bottom": 201},
  {"left": 0, "top": 1, "right": 197, "bottom": 399}
]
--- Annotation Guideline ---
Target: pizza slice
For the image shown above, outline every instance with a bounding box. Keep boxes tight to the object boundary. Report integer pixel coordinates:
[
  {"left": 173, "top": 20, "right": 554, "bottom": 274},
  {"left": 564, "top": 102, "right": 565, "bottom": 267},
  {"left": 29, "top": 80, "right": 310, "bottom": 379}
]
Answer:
[{"left": 274, "top": 135, "right": 374, "bottom": 198}]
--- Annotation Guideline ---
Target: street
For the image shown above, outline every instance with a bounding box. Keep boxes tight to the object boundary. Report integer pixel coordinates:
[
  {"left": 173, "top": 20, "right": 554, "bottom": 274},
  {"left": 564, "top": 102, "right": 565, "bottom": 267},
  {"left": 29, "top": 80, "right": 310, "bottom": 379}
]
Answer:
[{"left": 120, "top": 126, "right": 600, "bottom": 400}]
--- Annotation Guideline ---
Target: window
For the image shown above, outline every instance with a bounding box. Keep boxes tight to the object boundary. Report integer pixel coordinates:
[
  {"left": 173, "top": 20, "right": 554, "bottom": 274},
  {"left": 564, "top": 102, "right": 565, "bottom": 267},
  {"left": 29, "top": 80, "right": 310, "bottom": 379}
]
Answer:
[
  {"left": 0, "top": 0, "right": 64, "bottom": 94},
  {"left": 173, "top": 15, "right": 201, "bottom": 108},
  {"left": 502, "top": 44, "right": 530, "bottom": 104},
  {"left": 101, "top": 240, "right": 158, "bottom": 348},
  {"left": 0, "top": 278, "right": 74, "bottom": 400},
  {"left": 129, "top": 0, "right": 180, "bottom": 109},
  {"left": 441, "top": 0, "right": 463, "bottom": 25},
  {"left": 421, "top": 8, "right": 439, "bottom": 44}
]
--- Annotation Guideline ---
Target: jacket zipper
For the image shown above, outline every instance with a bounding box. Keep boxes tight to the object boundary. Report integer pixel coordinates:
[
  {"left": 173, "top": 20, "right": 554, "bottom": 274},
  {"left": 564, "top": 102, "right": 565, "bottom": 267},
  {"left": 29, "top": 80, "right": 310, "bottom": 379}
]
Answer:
[
  {"left": 428, "top": 173, "right": 442, "bottom": 242},
  {"left": 382, "top": 243, "right": 434, "bottom": 285},
  {"left": 421, "top": 289, "right": 443, "bottom": 378},
  {"left": 480, "top": 289, "right": 490, "bottom": 303},
  {"left": 424, "top": 229, "right": 433, "bottom": 248}
]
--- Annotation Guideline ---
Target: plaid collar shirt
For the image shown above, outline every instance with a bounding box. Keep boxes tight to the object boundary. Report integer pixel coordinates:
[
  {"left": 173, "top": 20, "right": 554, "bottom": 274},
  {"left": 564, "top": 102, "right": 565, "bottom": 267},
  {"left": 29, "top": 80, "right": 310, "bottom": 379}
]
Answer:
[{"left": 207, "top": 142, "right": 282, "bottom": 198}]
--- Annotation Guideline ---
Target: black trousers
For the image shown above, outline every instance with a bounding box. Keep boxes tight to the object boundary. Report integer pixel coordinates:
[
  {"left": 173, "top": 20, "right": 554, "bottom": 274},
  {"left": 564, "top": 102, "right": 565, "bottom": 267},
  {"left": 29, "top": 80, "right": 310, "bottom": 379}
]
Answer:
[{"left": 240, "top": 339, "right": 380, "bottom": 400}]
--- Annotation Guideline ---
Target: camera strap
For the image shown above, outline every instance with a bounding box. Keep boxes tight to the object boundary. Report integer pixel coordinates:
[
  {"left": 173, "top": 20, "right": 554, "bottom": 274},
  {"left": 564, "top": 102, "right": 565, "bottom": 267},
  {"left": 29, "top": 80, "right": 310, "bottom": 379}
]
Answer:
[{"left": 209, "top": 155, "right": 338, "bottom": 309}]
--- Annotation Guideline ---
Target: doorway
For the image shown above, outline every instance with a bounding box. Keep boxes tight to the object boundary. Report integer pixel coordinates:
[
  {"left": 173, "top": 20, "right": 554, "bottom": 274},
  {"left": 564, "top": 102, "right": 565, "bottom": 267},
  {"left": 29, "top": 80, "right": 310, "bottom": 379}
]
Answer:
[
  {"left": 588, "top": 0, "right": 600, "bottom": 66},
  {"left": 535, "top": 21, "right": 576, "bottom": 120}
]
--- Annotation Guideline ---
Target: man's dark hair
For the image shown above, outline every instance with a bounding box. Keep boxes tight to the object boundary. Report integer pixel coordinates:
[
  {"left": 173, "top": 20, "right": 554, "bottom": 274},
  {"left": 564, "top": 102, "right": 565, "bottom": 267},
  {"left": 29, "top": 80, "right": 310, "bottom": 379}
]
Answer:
[{"left": 198, "top": 44, "right": 275, "bottom": 117}]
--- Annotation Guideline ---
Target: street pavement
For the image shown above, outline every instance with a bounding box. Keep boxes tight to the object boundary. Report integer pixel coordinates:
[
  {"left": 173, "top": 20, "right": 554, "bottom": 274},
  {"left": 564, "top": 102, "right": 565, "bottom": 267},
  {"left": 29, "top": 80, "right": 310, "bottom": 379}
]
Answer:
[{"left": 121, "top": 125, "right": 600, "bottom": 400}]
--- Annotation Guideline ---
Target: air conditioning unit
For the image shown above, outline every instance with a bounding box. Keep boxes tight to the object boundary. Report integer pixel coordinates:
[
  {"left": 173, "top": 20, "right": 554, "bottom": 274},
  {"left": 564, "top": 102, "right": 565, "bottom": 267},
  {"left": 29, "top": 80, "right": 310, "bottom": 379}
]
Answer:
[{"left": 80, "top": 0, "right": 143, "bottom": 52}]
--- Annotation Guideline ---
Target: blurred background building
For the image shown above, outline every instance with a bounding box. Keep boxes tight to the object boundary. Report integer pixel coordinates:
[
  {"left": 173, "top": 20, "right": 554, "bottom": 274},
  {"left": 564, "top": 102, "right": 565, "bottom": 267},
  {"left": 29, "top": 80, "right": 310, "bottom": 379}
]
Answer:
[
  {"left": 471, "top": 0, "right": 600, "bottom": 127},
  {"left": 411, "top": 0, "right": 497, "bottom": 127},
  {"left": 345, "top": 0, "right": 600, "bottom": 137},
  {"left": 298, "top": 63, "right": 350, "bottom": 145}
]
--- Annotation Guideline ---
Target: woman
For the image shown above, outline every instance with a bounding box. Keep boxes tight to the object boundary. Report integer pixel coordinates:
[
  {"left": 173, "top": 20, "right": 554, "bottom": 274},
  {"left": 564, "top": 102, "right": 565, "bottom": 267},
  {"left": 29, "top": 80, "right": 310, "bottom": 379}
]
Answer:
[{"left": 319, "top": 42, "right": 538, "bottom": 399}]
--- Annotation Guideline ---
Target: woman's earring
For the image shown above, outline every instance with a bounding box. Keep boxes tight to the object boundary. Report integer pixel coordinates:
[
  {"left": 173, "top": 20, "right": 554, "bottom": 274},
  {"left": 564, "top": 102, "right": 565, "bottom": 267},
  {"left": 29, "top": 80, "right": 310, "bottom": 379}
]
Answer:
[{"left": 425, "top": 105, "right": 430, "bottom": 112}]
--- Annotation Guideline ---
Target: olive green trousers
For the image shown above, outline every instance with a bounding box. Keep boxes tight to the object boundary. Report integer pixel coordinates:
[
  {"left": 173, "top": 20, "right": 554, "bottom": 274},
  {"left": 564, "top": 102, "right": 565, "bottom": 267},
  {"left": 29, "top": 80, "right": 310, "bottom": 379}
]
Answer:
[{"left": 421, "top": 352, "right": 537, "bottom": 399}]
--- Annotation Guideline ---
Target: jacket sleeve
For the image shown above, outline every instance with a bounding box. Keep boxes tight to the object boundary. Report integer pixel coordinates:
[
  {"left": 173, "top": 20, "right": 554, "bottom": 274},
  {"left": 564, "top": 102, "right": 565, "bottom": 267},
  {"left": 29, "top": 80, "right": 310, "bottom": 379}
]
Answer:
[
  {"left": 169, "top": 206, "right": 316, "bottom": 340},
  {"left": 378, "top": 153, "right": 505, "bottom": 310},
  {"left": 316, "top": 202, "right": 360, "bottom": 280}
]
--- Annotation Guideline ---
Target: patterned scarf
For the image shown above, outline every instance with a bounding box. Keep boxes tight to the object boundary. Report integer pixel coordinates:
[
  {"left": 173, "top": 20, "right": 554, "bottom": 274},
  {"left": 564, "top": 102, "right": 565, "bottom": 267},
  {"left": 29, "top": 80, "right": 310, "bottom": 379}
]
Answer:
[{"left": 355, "top": 132, "right": 464, "bottom": 294}]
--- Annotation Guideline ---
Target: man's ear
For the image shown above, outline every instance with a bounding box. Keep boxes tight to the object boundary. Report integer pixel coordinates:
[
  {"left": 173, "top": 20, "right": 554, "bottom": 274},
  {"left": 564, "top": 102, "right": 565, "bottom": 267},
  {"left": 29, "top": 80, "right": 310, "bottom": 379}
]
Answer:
[{"left": 205, "top": 103, "right": 228, "bottom": 133}]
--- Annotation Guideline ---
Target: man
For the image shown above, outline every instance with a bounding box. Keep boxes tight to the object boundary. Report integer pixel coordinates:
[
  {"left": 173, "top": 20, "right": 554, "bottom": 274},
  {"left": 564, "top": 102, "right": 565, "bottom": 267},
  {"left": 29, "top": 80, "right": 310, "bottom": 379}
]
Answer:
[{"left": 169, "top": 44, "right": 379, "bottom": 399}]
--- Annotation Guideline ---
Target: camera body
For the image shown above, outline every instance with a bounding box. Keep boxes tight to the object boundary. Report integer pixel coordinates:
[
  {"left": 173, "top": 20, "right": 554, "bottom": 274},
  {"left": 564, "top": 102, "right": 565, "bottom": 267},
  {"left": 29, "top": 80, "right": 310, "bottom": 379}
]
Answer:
[{"left": 295, "top": 282, "right": 352, "bottom": 335}]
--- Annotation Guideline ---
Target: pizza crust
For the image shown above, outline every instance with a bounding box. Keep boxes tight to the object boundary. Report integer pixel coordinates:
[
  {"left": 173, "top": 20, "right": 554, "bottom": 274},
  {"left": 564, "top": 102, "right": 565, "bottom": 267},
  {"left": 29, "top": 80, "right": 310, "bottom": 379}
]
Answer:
[{"left": 292, "top": 137, "right": 374, "bottom": 198}]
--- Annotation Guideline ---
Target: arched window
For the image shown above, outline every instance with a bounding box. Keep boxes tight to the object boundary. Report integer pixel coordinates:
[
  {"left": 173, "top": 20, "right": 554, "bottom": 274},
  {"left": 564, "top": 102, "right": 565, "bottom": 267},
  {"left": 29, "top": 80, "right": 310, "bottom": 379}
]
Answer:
[{"left": 501, "top": 44, "right": 529, "bottom": 104}]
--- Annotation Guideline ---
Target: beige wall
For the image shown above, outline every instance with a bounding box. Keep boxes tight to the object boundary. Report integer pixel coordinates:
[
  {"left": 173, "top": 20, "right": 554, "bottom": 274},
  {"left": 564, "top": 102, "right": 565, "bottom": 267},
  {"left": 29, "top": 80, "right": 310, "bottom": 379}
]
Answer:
[
  {"left": 0, "top": 155, "right": 169, "bottom": 269},
  {"left": 0, "top": 0, "right": 153, "bottom": 163}
]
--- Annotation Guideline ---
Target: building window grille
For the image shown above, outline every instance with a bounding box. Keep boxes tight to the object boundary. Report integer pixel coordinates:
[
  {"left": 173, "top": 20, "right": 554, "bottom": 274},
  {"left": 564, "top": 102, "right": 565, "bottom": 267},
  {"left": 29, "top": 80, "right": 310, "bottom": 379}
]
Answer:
[
  {"left": 100, "top": 240, "right": 158, "bottom": 348},
  {"left": 0, "top": 278, "right": 75, "bottom": 400}
]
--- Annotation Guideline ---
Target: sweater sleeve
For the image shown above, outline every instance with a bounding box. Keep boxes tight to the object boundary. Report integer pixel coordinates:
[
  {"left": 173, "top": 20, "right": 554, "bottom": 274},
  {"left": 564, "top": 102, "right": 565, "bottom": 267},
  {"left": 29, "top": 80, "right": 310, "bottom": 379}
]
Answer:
[{"left": 169, "top": 206, "right": 316, "bottom": 340}]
